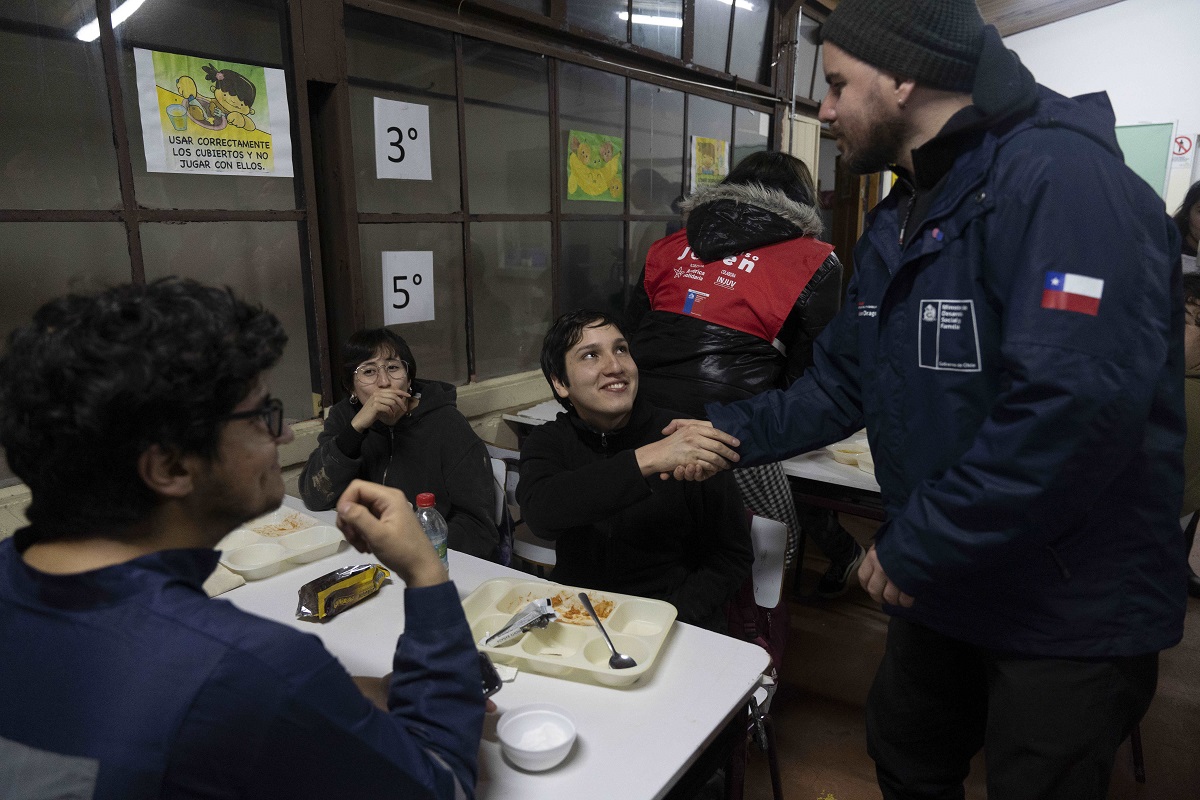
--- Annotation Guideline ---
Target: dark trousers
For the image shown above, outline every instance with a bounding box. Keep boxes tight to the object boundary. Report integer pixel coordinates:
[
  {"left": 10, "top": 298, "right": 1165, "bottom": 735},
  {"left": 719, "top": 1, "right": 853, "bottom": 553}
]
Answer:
[
  {"left": 794, "top": 502, "right": 859, "bottom": 564},
  {"left": 866, "top": 617, "right": 1158, "bottom": 800}
]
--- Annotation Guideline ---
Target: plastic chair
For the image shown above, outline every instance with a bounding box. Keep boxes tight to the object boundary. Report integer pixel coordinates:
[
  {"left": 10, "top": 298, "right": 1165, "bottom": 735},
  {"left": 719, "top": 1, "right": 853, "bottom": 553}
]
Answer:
[
  {"left": 750, "top": 515, "right": 788, "bottom": 609},
  {"left": 486, "top": 447, "right": 556, "bottom": 576},
  {"left": 490, "top": 457, "right": 514, "bottom": 566}
]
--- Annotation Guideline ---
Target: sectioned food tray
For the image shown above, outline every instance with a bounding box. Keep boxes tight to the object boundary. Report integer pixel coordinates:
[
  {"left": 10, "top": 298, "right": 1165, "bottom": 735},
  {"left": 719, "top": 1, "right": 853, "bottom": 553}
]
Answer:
[
  {"left": 463, "top": 577, "right": 677, "bottom": 688},
  {"left": 217, "top": 509, "right": 344, "bottom": 581}
]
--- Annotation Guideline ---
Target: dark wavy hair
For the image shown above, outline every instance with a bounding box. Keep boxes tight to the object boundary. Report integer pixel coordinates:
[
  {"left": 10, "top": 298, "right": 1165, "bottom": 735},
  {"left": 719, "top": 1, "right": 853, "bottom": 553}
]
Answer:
[
  {"left": 1173, "top": 181, "right": 1200, "bottom": 245},
  {"left": 0, "top": 278, "right": 286, "bottom": 540},
  {"left": 539, "top": 309, "right": 625, "bottom": 411},
  {"left": 724, "top": 150, "right": 816, "bottom": 208},
  {"left": 340, "top": 328, "right": 418, "bottom": 394}
]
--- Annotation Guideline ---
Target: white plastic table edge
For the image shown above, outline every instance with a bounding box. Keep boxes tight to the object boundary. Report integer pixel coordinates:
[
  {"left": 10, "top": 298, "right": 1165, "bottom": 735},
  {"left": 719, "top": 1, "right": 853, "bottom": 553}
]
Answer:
[{"left": 224, "top": 496, "right": 769, "bottom": 800}]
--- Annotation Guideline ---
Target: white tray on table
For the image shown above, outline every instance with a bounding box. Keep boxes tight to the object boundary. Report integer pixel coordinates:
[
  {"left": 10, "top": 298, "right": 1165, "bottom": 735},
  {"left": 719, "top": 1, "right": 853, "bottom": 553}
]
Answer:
[
  {"left": 217, "top": 508, "right": 345, "bottom": 581},
  {"left": 463, "top": 578, "right": 676, "bottom": 688}
]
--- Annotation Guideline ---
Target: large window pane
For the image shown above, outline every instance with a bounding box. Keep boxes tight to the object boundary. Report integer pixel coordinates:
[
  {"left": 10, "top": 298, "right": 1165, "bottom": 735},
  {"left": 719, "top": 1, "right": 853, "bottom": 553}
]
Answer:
[
  {"left": 498, "top": 0, "right": 548, "bottom": 14},
  {"left": 629, "top": 82, "right": 684, "bottom": 215},
  {"left": 559, "top": 63, "right": 626, "bottom": 216},
  {"left": 733, "top": 107, "right": 769, "bottom": 167},
  {"left": 0, "top": 221, "right": 131, "bottom": 489},
  {"left": 0, "top": 221, "right": 132, "bottom": 347},
  {"left": 112, "top": 0, "right": 298, "bottom": 211},
  {"left": 693, "top": 0, "right": 733, "bottom": 72},
  {"left": 628, "top": 219, "right": 672, "bottom": 289},
  {"left": 140, "top": 221, "right": 314, "bottom": 419},
  {"left": 470, "top": 222, "right": 552, "bottom": 379},
  {"left": 687, "top": 95, "right": 732, "bottom": 195},
  {"left": 687, "top": 94, "right": 733, "bottom": 144},
  {"left": 566, "top": 0, "right": 627, "bottom": 42},
  {"left": 793, "top": 12, "right": 821, "bottom": 100},
  {"left": 728, "top": 2, "right": 770, "bottom": 84},
  {"left": 0, "top": 3, "right": 121, "bottom": 210},
  {"left": 812, "top": 44, "right": 828, "bottom": 105},
  {"left": 560, "top": 221, "right": 625, "bottom": 317},
  {"left": 631, "top": 0, "right": 682, "bottom": 59},
  {"left": 463, "top": 41, "right": 550, "bottom": 215},
  {"left": 347, "top": 14, "right": 460, "bottom": 214},
  {"left": 358, "top": 224, "right": 468, "bottom": 385}
]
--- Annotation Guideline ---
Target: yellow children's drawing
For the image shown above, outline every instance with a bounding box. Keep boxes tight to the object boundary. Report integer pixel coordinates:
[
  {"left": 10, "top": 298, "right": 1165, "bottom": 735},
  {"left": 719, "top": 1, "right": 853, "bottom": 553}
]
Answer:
[
  {"left": 567, "top": 130, "right": 623, "bottom": 202},
  {"left": 689, "top": 135, "right": 728, "bottom": 193}
]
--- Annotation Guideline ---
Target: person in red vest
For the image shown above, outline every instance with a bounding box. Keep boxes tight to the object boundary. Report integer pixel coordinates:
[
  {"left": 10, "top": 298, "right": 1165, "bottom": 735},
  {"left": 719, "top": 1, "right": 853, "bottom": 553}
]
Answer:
[{"left": 628, "top": 150, "right": 865, "bottom": 598}]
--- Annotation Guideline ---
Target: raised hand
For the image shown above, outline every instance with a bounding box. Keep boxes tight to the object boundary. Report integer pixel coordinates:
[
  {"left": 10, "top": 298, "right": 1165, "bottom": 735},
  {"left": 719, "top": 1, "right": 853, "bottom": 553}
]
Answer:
[
  {"left": 351, "top": 387, "right": 413, "bottom": 431},
  {"left": 335, "top": 480, "right": 447, "bottom": 588},
  {"left": 636, "top": 420, "right": 741, "bottom": 480}
]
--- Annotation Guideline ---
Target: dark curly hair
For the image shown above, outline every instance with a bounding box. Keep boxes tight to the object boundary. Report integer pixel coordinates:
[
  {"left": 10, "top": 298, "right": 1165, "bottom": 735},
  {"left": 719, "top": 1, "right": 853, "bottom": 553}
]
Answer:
[
  {"left": 0, "top": 278, "right": 286, "bottom": 540},
  {"left": 539, "top": 309, "right": 625, "bottom": 411}
]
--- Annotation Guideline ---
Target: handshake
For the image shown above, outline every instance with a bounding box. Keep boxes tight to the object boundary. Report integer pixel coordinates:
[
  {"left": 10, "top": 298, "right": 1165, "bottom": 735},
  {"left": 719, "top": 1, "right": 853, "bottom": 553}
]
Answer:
[{"left": 635, "top": 419, "right": 741, "bottom": 482}]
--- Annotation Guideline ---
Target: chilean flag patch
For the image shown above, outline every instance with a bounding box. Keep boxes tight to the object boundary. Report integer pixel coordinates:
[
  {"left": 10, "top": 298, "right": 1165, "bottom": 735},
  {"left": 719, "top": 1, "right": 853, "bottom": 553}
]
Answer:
[{"left": 1041, "top": 271, "right": 1103, "bottom": 316}]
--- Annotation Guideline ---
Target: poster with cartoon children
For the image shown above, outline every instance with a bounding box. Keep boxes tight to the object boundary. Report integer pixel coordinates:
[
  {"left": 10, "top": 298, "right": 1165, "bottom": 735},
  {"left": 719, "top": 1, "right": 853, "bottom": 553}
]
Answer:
[
  {"left": 134, "top": 48, "right": 293, "bottom": 177},
  {"left": 689, "top": 136, "right": 728, "bottom": 194},
  {"left": 566, "top": 130, "right": 623, "bottom": 203}
]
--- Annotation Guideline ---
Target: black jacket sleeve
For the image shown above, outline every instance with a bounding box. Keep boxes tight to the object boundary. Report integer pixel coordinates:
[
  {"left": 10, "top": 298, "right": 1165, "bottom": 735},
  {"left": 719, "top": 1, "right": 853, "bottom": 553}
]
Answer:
[
  {"left": 516, "top": 423, "right": 653, "bottom": 539},
  {"left": 299, "top": 402, "right": 365, "bottom": 511},
  {"left": 779, "top": 252, "right": 844, "bottom": 386}
]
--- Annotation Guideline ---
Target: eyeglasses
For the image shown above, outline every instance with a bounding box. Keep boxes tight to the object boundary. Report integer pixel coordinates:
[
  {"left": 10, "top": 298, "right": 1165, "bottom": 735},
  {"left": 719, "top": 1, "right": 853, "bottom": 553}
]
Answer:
[
  {"left": 353, "top": 360, "right": 409, "bottom": 383},
  {"left": 218, "top": 397, "right": 285, "bottom": 438}
]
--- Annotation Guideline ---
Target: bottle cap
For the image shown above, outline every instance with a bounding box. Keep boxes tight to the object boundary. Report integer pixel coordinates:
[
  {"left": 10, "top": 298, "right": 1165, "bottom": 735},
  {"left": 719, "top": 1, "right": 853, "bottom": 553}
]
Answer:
[{"left": 415, "top": 492, "right": 436, "bottom": 508}]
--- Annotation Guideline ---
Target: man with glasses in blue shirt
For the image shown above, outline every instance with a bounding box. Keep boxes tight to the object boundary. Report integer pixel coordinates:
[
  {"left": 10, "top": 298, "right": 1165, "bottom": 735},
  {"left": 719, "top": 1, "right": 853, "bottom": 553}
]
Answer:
[{"left": 0, "top": 278, "right": 485, "bottom": 800}]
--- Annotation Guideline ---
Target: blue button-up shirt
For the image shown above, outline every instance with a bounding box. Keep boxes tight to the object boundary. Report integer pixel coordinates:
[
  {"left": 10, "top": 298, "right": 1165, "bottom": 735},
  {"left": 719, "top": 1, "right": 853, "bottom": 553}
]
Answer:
[{"left": 0, "top": 537, "right": 483, "bottom": 799}]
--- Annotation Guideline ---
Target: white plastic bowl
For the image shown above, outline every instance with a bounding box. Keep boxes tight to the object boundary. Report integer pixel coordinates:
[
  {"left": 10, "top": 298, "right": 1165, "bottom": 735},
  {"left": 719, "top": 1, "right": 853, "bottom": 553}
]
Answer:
[{"left": 496, "top": 703, "right": 577, "bottom": 771}]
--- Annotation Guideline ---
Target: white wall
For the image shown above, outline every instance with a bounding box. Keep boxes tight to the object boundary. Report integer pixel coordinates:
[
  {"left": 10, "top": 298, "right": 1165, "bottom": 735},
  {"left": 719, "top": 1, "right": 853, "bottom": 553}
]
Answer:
[{"left": 1003, "top": 0, "right": 1200, "bottom": 205}]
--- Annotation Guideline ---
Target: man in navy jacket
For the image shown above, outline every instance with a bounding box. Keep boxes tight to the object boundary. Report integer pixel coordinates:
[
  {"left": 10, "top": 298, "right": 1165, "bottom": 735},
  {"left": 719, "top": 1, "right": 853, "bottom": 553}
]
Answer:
[
  {"left": 0, "top": 279, "right": 485, "bottom": 800},
  {"left": 679, "top": 0, "right": 1187, "bottom": 796}
]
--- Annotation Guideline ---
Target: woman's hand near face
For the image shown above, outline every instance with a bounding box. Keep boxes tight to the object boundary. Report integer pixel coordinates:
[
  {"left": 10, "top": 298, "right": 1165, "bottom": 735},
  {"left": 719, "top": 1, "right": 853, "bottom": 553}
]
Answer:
[{"left": 351, "top": 387, "right": 412, "bottom": 431}]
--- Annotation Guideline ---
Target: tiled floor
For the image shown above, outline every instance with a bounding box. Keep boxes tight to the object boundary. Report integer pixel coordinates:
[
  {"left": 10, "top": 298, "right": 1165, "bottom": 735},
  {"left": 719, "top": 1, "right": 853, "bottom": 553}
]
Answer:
[{"left": 741, "top": 516, "right": 1200, "bottom": 800}]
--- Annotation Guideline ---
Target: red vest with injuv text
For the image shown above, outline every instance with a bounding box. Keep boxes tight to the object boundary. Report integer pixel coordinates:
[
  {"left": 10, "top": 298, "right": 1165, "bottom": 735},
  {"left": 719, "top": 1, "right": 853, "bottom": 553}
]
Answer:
[{"left": 643, "top": 229, "right": 835, "bottom": 344}]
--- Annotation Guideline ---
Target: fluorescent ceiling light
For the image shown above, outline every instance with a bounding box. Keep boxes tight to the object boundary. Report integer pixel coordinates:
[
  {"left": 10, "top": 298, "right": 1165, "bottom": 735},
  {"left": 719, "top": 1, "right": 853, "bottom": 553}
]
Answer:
[
  {"left": 718, "top": 0, "right": 756, "bottom": 9},
  {"left": 75, "top": 0, "right": 148, "bottom": 42},
  {"left": 618, "top": 12, "right": 684, "bottom": 28}
]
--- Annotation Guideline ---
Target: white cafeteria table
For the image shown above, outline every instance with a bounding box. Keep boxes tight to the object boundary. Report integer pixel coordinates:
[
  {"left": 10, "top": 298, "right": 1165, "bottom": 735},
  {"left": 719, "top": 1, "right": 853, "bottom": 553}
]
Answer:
[{"left": 225, "top": 496, "right": 770, "bottom": 800}]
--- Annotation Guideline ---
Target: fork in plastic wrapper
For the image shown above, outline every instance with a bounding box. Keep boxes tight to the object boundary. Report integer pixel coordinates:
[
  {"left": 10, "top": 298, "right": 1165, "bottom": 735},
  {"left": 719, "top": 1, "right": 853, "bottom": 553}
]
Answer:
[{"left": 482, "top": 598, "right": 557, "bottom": 646}]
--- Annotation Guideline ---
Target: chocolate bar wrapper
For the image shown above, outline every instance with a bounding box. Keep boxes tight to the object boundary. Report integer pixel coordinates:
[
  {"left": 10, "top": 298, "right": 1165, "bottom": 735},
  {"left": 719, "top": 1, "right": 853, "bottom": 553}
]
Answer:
[{"left": 297, "top": 564, "right": 390, "bottom": 621}]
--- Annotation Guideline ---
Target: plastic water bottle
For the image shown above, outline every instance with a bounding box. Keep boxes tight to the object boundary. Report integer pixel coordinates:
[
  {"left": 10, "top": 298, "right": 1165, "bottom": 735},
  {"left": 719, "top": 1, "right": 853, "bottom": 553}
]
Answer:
[{"left": 415, "top": 492, "right": 449, "bottom": 573}]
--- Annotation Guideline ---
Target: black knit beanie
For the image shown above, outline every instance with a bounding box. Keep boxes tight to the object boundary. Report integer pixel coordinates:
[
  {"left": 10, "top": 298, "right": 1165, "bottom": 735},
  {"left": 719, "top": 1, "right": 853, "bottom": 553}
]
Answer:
[{"left": 820, "top": 0, "right": 985, "bottom": 92}]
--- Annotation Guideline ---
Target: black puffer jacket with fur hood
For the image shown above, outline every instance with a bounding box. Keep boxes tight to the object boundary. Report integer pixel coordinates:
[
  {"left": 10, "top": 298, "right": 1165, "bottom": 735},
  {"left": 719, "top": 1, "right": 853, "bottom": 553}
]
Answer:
[{"left": 628, "top": 183, "right": 843, "bottom": 418}]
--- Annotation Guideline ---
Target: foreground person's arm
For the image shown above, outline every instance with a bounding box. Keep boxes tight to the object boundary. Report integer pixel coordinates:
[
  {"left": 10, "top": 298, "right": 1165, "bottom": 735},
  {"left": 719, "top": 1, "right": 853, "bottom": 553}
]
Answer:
[{"left": 167, "top": 482, "right": 485, "bottom": 800}]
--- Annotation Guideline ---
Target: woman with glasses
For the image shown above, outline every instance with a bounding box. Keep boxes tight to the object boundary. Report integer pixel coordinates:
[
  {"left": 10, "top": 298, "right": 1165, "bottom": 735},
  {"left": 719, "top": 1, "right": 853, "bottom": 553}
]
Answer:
[{"left": 300, "top": 328, "right": 499, "bottom": 560}]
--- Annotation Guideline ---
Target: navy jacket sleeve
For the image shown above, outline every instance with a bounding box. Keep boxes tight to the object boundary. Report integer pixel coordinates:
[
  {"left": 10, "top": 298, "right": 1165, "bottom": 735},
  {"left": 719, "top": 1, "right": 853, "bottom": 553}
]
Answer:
[
  {"left": 706, "top": 279, "right": 866, "bottom": 467},
  {"left": 875, "top": 136, "right": 1181, "bottom": 595},
  {"left": 165, "top": 583, "right": 485, "bottom": 800}
]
